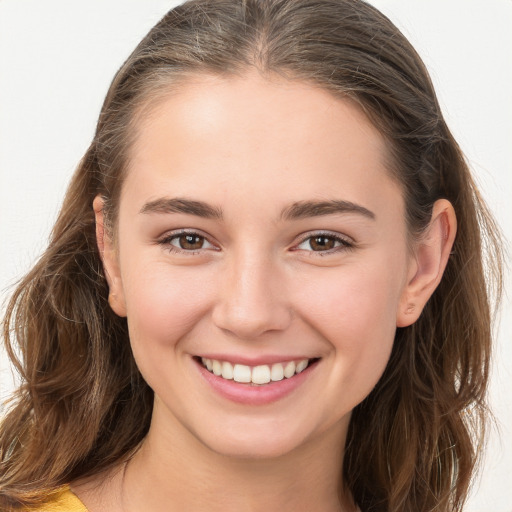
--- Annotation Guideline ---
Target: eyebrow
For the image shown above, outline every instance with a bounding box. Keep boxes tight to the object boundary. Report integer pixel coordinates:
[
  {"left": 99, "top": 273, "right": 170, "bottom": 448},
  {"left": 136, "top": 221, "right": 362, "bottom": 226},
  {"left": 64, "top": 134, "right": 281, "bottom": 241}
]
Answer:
[
  {"left": 140, "top": 197, "right": 223, "bottom": 219},
  {"left": 139, "top": 197, "right": 375, "bottom": 221},
  {"left": 280, "top": 199, "right": 376, "bottom": 221}
]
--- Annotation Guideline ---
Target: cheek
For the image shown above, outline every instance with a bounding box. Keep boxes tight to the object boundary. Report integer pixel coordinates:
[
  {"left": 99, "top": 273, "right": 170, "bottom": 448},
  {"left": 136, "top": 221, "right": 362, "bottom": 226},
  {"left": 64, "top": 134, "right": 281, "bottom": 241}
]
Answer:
[
  {"left": 299, "top": 259, "right": 403, "bottom": 338},
  {"left": 121, "top": 260, "right": 215, "bottom": 352},
  {"left": 294, "top": 254, "right": 407, "bottom": 392}
]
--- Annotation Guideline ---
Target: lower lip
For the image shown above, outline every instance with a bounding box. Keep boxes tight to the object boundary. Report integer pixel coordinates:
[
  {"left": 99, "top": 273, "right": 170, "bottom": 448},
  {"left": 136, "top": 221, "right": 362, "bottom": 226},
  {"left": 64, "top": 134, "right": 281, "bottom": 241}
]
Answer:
[{"left": 195, "top": 360, "right": 318, "bottom": 405}]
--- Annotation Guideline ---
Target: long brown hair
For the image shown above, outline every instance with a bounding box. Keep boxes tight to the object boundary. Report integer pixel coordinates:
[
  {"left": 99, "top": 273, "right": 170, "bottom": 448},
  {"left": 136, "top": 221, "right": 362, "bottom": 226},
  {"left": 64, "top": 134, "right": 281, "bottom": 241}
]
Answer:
[{"left": 0, "top": 0, "right": 503, "bottom": 510}]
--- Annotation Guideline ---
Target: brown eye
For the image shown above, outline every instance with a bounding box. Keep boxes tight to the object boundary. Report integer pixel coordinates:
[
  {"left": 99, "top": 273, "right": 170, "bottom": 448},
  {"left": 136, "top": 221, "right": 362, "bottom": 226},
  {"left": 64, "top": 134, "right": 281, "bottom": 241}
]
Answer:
[
  {"left": 162, "top": 231, "right": 216, "bottom": 254},
  {"left": 295, "top": 233, "right": 352, "bottom": 254},
  {"left": 309, "top": 235, "right": 336, "bottom": 251},
  {"left": 176, "top": 234, "right": 205, "bottom": 250}
]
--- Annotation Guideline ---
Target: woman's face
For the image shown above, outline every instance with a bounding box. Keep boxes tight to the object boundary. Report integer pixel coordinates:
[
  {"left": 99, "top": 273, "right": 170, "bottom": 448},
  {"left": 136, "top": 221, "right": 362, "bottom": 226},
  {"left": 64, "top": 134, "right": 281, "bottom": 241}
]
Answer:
[{"left": 100, "top": 72, "right": 418, "bottom": 458}]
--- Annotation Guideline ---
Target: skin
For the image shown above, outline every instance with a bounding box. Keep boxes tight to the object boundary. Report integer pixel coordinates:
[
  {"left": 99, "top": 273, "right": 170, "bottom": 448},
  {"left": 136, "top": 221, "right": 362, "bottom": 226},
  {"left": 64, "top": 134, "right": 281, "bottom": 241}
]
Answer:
[{"left": 76, "top": 71, "right": 456, "bottom": 512}]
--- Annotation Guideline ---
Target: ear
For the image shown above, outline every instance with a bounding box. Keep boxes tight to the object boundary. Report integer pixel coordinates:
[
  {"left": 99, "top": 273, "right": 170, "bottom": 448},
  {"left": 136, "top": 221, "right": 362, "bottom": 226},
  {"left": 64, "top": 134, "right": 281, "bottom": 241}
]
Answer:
[
  {"left": 396, "top": 199, "right": 457, "bottom": 327},
  {"left": 93, "top": 195, "right": 127, "bottom": 317}
]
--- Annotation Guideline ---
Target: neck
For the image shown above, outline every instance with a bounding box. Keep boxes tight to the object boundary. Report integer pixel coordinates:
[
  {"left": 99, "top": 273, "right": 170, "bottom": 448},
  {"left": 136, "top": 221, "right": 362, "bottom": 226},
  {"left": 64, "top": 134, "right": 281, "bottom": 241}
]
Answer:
[
  {"left": 119, "top": 409, "right": 354, "bottom": 512},
  {"left": 72, "top": 404, "right": 357, "bottom": 512}
]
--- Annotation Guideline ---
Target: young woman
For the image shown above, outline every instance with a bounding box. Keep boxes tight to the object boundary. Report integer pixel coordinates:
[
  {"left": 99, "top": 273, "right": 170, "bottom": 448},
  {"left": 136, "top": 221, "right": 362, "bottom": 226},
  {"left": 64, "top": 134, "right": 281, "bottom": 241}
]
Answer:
[{"left": 0, "top": 0, "right": 504, "bottom": 511}]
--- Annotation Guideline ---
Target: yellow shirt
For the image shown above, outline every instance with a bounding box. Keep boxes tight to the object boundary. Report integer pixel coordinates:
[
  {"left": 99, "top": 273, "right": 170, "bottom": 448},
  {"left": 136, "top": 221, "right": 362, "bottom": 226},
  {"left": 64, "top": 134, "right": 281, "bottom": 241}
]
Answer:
[{"left": 28, "top": 487, "right": 88, "bottom": 512}]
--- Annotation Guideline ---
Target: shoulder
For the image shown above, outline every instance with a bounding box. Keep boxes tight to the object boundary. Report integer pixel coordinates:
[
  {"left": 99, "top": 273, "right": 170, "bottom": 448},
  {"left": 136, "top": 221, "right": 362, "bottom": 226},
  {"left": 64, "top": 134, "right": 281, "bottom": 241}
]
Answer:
[{"left": 25, "top": 486, "right": 88, "bottom": 512}]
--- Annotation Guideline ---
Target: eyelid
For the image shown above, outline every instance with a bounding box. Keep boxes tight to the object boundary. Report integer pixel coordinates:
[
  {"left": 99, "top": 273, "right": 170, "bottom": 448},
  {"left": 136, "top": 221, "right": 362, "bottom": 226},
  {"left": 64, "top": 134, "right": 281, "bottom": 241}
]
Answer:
[
  {"left": 292, "top": 230, "right": 355, "bottom": 253},
  {"left": 158, "top": 228, "right": 220, "bottom": 254},
  {"left": 157, "top": 228, "right": 354, "bottom": 256}
]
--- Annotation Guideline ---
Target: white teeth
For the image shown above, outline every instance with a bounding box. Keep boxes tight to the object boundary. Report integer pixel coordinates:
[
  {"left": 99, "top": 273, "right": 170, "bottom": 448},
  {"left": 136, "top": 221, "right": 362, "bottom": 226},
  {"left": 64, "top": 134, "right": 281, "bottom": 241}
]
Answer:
[
  {"left": 233, "top": 364, "right": 252, "bottom": 383},
  {"left": 296, "top": 359, "right": 308, "bottom": 373},
  {"left": 252, "top": 365, "right": 271, "bottom": 385},
  {"left": 221, "top": 361, "right": 233, "bottom": 380},
  {"left": 201, "top": 358, "right": 313, "bottom": 384},
  {"left": 212, "top": 360, "right": 222, "bottom": 376},
  {"left": 283, "top": 361, "right": 296, "bottom": 378},
  {"left": 270, "top": 363, "right": 284, "bottom": 381},
  {"left": 202, "top": 357, "right": 214, "bottom": 371}
]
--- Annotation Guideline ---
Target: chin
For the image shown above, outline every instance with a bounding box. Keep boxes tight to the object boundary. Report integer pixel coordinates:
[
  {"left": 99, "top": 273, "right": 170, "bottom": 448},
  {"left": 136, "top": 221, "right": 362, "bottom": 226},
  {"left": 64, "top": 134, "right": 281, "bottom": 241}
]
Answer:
[
  {"left": 204, "top": 434, "right": 304, "bottom": 460},
  {"left": 191, "top": 415, "right": 326, "bottom": 461}
]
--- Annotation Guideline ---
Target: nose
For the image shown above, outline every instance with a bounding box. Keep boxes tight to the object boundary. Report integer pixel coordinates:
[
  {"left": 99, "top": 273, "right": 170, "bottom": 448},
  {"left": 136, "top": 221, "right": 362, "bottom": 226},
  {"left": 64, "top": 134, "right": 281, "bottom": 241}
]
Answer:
[{"left": 211, "top": 251, "right": 293, "bottom": 340}]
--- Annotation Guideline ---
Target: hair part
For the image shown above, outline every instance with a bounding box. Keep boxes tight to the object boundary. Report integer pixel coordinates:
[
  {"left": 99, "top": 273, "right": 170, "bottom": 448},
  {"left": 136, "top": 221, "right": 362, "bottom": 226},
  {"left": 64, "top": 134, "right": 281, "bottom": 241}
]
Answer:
[{"left": 1, "top": 0, "right": 503, "bottom": 510}]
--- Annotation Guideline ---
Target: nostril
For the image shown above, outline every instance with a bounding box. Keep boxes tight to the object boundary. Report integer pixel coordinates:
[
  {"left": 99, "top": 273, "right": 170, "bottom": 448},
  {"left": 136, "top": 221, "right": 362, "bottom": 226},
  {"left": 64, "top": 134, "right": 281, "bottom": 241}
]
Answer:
[{"left": 211, "top": 306, "right": 293, "bottom": 340}]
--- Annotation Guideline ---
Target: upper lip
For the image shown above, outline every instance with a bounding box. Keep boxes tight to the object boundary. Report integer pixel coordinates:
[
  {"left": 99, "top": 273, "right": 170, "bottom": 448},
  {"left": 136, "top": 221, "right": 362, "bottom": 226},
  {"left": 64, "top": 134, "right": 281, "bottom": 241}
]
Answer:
[{"left": 195, "top": 354, "right": 318, "bottom": 366}]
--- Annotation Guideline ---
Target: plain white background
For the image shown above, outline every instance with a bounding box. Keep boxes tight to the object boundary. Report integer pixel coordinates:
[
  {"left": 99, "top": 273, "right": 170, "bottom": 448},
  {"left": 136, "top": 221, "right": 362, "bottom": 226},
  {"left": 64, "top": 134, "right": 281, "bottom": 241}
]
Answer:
[{"left": 0, "top": 1, "right": 510, "bottom": 510}]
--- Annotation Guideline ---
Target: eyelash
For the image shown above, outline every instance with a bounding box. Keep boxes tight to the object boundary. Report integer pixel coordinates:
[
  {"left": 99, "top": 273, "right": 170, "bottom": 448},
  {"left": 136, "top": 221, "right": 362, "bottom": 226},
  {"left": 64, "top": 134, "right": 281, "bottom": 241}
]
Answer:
[
  {"left": 158, "top": 230, "right": 354, "bottom": 256},
  {"left": 294, "top": 231, "right": 354, "bottom": 255},
  {"left": 158, "top": 229, "right": 217, "bottom": 255}
]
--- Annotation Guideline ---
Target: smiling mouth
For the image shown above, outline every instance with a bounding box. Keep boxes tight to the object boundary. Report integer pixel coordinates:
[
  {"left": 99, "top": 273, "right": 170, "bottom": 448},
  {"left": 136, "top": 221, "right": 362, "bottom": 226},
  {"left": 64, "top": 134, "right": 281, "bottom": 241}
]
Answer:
[{"left": 196, "top": 357, "right": 319, "bottom": 385}]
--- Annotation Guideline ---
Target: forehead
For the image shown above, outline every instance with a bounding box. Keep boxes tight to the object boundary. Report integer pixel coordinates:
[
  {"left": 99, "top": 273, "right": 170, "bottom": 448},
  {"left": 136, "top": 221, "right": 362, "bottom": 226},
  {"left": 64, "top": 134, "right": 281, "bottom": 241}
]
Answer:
[{"left": 123, "top": 72, "right": 402, "bottom": 221}]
